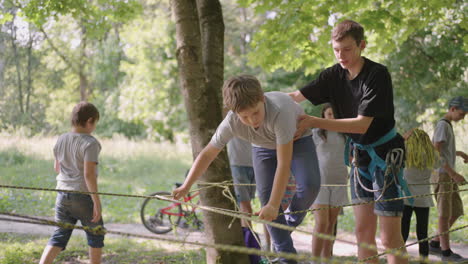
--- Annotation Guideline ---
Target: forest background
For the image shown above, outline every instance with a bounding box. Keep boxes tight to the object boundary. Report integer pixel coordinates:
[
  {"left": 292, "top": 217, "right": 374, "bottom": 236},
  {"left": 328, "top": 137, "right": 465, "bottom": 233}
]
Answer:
[{"left": 0, "top": 0, "right": 467, "bottom": 263}]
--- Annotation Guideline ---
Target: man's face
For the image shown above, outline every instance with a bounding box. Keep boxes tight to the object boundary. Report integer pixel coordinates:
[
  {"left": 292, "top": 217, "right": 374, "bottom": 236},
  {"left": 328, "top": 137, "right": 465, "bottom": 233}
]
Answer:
[
  {"left": 332, "top": 36, "right": 364, "bottom": 70},
  {"left": 236, "top": 100, "right": 265, "bottom": 129}
]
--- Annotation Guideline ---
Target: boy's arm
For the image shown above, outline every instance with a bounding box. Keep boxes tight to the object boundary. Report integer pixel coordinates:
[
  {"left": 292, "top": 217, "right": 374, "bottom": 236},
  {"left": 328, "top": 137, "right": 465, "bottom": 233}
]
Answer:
[
  {"left": 288, "top": 90, "right": 306, "bottom": 103},
  {"left": 294, "top": 114, "right": 373, "bottom": 139},
  {"left": 433, "top": 141, "right": 466, "bottom": 183},
  {"left": 258, "top": 140, "right": 293, "bottom": 221},
  {"left": 172, "top": 143, "right": 222, "bottom": 200},
  {"left": 54, "top": 159, "right": 60, "bottom": 173},
  {"left": 456, "top": 151, "right": 468, "bottom": 163},
  {"left": 84, "top": 161, "right": 102, "bottom": 222}
]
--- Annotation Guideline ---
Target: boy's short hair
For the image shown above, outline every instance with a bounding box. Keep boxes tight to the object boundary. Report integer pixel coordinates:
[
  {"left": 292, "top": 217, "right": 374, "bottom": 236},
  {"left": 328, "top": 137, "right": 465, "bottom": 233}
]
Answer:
[
  {"left": 222, "top": 75, "right": 264, "bottom": 112},
  {"left": 448, "top": 96, "right": 468, "bottom": 112},
  {"left": 332, "top": 20, "right": 365, "bottom": 45},
  {"left": 71, "top": 101, "right": 100, "bottom": 127}
]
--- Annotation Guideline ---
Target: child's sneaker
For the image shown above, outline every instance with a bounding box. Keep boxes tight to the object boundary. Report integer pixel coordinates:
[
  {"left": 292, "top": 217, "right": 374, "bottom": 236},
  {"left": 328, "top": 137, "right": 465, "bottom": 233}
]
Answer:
[
  {"left": 441, "top": 251, "right": 467, "bottom": 262},
  {"left": 428, "top": 241, "right": 442, "bottom": 255}
]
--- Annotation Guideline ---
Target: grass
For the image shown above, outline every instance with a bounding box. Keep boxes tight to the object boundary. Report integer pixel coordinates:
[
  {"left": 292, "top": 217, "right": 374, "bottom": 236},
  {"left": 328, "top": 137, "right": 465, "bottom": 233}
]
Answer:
[
  {"left": 0, "top": 134, "right": 192, "bottom": 223},
  {"left": 0, "top": 233, "right": 205, "bottom": 264}
]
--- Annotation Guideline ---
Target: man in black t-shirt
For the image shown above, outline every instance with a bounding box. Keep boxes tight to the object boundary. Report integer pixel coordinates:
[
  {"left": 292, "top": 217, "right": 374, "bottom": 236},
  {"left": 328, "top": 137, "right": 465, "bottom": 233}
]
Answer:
[{"left": 289, "top": 20, "right": 408, "bottom": 264}]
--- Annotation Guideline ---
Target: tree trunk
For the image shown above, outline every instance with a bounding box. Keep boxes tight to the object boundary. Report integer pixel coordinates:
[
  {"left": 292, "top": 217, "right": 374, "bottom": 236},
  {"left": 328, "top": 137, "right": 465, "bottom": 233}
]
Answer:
[
  {"left": 171, "top": 1, "right": 249, "bottom": 263},
  {"left": 25, "top": 30, "right": 33, "bottom": 113},
  {"left": 9, "top": 17, "right": 24, "bottom": 114},
  {"left": 79, "top": 23, "right": 88, "bottom": 101}
]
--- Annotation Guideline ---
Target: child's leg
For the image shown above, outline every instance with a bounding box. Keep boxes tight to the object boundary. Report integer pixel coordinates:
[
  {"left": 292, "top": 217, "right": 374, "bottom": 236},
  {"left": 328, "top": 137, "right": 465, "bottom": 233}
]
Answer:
[
  {"left": 39, "top": 245, "right": 62, "bottom": 264},
  {"left": 252, "top": 147, "right": 296, "bottom": 255},
  {"left": 353, "top": 203, "right": 378, "bottom": 263},
  {"left": 231, "top": 166, "right": 255, "bottom": 227},
  {"left": 288, "top": 136, "right": 320, "bottom": 226},
  {"left": 41, "top": 192, "right": 77, "bottom": 263},
  {"left": 401, "top": 205, "right": 413, "bottom": 242},
  {"left": 312, "top": 204, "right": 329, "bottom": 258},
  {"left": 89, "top": 247, "right": 102, "bottom": 264},
  {"left": 414, "top": 207, "right": 429, "bottom": 257},
  {"left": 372, "top": 167, "right": 407, "bottom": 264},
  {"left": 350, "top": 166, "right": 378, "bottom": 262},
  {"left": 321, "top": 207, "right": 340, "bottom": 258},
  {"left": 379, "top": 215, "right": 407, "bottom": 264}
]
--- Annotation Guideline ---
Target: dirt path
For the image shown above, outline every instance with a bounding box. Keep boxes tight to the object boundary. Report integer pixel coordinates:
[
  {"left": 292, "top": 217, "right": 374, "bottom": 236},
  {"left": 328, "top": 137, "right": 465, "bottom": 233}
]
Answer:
[{"left": 1, "top": 216, "right": 467, "bottom": 263}]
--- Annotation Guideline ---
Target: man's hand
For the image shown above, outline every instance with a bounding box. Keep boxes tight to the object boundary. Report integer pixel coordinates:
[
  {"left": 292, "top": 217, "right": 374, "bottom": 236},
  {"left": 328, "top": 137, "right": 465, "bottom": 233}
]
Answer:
[
  {"left": 294, "top": 115, "right": 315, "bottom": 140},
  {"left": 257, "top": 204, "right": 279, "bottom": 222},
  {"left": 172, "top": 185, "right": 190, "bottom": 200}
]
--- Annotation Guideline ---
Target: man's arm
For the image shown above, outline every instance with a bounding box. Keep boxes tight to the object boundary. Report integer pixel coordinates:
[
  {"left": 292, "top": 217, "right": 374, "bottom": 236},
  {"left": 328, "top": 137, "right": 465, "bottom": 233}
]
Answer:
[
  {"left": 433, "top": 141, "right": 466, "bottom": 183},
  {"left": 258, "top": 140, "right": 293, "bottom": 221},
  {"left": 294, "top": 114, "right": 373, "bottom": 139},
  {"left": 84, "top": 161, "right": 102, "bottom": 222},
  {"left": 172, "top": 144, "right": 222, "bottom": 199},
  {"left": 288, "top": 90, "right": 306, "bottom": 103}
]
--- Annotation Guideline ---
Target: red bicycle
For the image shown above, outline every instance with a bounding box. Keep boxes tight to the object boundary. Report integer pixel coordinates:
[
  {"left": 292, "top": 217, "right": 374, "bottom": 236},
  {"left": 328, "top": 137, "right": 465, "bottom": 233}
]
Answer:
[{"left": 140, "top": 183, "right": 204, "bottom": 234}]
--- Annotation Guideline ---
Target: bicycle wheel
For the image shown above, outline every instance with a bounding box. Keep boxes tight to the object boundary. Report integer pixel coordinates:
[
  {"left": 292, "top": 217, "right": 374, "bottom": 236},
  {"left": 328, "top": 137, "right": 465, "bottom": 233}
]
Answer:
[
  {"left": 140, "top": 191, "right": 182, "bottom": 234},
  {"left": 180, "top": 192, "right": 204, "bottom": 231}
]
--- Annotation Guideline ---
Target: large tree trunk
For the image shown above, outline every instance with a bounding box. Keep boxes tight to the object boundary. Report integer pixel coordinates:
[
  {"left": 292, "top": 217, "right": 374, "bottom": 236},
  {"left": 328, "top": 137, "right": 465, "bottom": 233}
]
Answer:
[
  {"left": 0, "top": 30, "right": 6, "bottom": 97},
  {"left": 171, "top": 1, "right": 249, "bottom": 263}
]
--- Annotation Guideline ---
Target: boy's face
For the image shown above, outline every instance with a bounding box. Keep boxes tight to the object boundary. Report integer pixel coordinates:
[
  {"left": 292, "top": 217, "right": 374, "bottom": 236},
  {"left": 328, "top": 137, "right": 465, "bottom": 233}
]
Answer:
[
  {"left": 450, "top": 107, "right": 466, "bottom": 122},
  {"left": 332, "top": 36, "right": 365, "bottom": 70},
  {"left": 86, "top": 118, "right": 98, "bottom": 133},
  {"left": 236, "top": 100, "right": 265, "bottom": 129}
]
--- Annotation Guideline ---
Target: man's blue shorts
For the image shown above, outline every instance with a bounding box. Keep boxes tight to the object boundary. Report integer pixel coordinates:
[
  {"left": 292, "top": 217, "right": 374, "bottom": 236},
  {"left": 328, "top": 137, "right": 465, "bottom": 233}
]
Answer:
[{"left": 48, "top": 192, "right": 105, "bottom": 249}]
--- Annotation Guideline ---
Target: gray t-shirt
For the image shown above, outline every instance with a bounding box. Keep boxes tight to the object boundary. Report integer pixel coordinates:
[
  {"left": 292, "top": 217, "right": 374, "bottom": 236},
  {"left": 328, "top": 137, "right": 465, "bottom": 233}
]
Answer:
[
  {"left": 403, "top": 168, "right": 434, "bottom": 207},
  {"left": 312, "top": 129, "right": 348, "bottom": 184},
  {"left": 227, "top": 137, "right": 253, "bottom": 167},
  {"left": 432, "top": 119, "right": 455, "bottom": 173},
  {"left": 210, "top": 91, "right": 312, "bottom": 150},
  {"left": 54, "top": 132, "right": 101, "bottom": 192}
]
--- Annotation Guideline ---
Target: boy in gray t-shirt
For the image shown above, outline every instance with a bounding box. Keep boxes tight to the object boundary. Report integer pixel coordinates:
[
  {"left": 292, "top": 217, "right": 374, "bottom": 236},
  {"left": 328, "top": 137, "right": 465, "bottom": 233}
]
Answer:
[
  {"left": 40, "top": 102, "right": 104, "bottom": 264},
  {"left": 173, "top": 75, "right": 320, "bottom": 263},
  {"left": 429, "top": 96, "right": 467, "bottom": 261}
]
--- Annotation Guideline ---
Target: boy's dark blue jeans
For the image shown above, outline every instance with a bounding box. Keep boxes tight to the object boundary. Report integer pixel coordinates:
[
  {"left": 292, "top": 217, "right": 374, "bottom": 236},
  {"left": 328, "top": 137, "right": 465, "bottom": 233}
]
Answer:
[
  {"left": 48, "top": 192, "right": 105, "bottom": 249},
  {"left": 252, "top": 136, "right": 320, "bottom": 257}
]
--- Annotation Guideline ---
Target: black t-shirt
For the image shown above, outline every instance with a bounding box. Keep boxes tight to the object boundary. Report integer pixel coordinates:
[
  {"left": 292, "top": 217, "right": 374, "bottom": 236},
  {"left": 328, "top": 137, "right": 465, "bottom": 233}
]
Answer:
[{"left": 300, "top": 57, "right": 404, "bottom": 165}]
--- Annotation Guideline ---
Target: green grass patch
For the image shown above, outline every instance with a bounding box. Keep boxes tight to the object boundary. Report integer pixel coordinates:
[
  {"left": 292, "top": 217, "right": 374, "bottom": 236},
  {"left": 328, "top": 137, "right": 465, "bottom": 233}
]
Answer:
[
  {"left": 0, "top": 233, "right": 205, "bottom": 264},
  {"left": 0, "top": 135, "right": 192, "bottom": 223}
]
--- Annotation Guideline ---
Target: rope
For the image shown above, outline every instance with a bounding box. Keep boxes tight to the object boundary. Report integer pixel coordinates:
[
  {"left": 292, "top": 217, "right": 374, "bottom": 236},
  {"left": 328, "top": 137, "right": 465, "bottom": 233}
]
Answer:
[
  {"left": 1, "top": 184, "right": 465, "bottom": 225},
  {"left": 0, "top": 212, "right": 460, "bottom": 264},
  {"left": 360, "top": 224, "right": 468, "bottom": 263},
  {"left": 0, "top": 212, "right": 347, "bottom": 264},
  {"left": 1, "top": 184, "right": 466, "bottom": 263},
  {"left": 279, "top": 188, "right": 468, "bottom": 216},
  {"left": 198, "top": 181, "right": 459, "bottom": 187}
]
